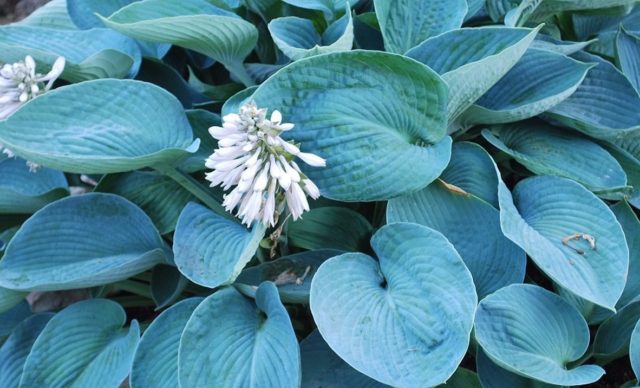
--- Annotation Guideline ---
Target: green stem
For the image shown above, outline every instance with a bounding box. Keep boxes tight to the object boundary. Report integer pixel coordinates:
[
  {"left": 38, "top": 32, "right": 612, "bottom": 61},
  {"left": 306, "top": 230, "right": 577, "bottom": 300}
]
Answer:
[
  {"left": 225, "top": 61, "right": 255, "bottom": 88},
  {"left": 114, "top": 279, "right": 153, "bottom": 299},
  {"left": 155, "top": 165, "right": 231, "bottom": 220}
]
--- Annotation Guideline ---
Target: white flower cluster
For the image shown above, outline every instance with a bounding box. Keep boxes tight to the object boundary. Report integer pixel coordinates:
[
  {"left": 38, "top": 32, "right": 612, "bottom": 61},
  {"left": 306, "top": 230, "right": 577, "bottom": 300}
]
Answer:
[
  {"left": 0, "top": 55, "right": 65, "bottom": 171},
  {"left": 205, "top": 101, "right": 326, "bottom": 227}
]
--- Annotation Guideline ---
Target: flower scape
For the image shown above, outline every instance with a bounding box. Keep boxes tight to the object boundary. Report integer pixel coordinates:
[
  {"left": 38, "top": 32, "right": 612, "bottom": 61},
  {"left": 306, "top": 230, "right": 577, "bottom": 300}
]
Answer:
[{"left": 0, "top": 1, "right": 639, "bottom": 388}]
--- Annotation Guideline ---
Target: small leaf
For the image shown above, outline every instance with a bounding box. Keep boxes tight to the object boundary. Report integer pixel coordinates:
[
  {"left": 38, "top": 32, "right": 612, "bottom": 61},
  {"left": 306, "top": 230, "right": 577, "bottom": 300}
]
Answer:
[
  {"left": 179, "top": 282, "right": 300, "bottom": 387},
  {"left": 475, "top": 284, "right": 604, "bottom": 385},
  {"left": 0, "top": 193, "right": 170, "bottom": 291},
  {"left": 310, "top": 223, "right": 477, "bottom": 387},
  {"left": 130, "top": 297, "right": 202, "bottom": 388},
  {"left": 374, "top": 0, "right": 467, "bottom": 54},
  {"left": 20, "top": 299, "right": 140, "bottom": 387},
  {"left": 173, "top": 202, "right": 266, "bottom": 288},
  {"left": 0, "top": 79, "right": 198, "bottom": 174}
]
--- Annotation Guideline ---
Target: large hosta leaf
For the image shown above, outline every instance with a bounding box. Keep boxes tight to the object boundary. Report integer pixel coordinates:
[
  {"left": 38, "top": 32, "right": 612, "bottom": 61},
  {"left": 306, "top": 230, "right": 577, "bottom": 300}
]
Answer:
[
  {"left": 461, "top": 49, "right": 592, "bottom": 125},
  {"left": 475, "top": 284, "right": 604, "bottom": 385},
  {"left": 179, "top": 282, "right": 300, "bottom": 387},
  {"left": 15, "top": 0, "right": 75, "bottom": 29},
  {"left": 0, "top": 313, "right": 53, "bottom": 388},
  {"left": 251, "top": 51, "right": 450, "bottom": 201},
  {"left": 0, "top": 287, "right": 27, "bottom": 314},
  {"left": 67, "top": 0, "right": 138, "bottom": 29},
  {"left": 612, "top": 202, "right": 640, "bottom": 308},
  {"left": 130, "top": 297, "right": 202, "bottom": 388},
  {"left": 0, "top": 79, "right": 197, "bottom": 174},
  {"left": 476, "top": 345, "right": 559, "bottom": 388},
  {"left": 0, "top": 302, "right": 31, "bottom": 343},
  {"left": 498, "top": 175, "right": 628, "bottom": 310},
  {"left": 20, "top": 299, "right": 140, "bottom": 387},
  {"left": 173, "top": 202, "right": 266, "bottom": 288},
  {"left": 0, "top": 193, "right": 169, "bottom": 291},
  {"left": 374, "top": 0, "right": 467, "bottom": 54},
  {"left": 593, "top": 300, "right": 640, "bottom": 362},
  {"left": 310, "top": 223, "right": 477, "bottom": 387},
  {"left": 101, "top": 0, "right": 258, "bottom": 83},
  {"left": 546, "top": 51, "right": 640, "bottom": 140},
  {"left": 0, "top": 157, "right": 68, "bottom": 214},
  {"left": 482, "top": 121, "right": 628, "bottom": 196},
  {"left": 406, "top": 26, "right": 538, "bottom": 122},
  {"left": 616, "top": 27, "right": 640, "bottom": 92},
  {"left": 388, "top": 180, "right": 525, "bottom": 299},
  {"left": 0, "top": 26, "right": 140, "bottom": 81}
]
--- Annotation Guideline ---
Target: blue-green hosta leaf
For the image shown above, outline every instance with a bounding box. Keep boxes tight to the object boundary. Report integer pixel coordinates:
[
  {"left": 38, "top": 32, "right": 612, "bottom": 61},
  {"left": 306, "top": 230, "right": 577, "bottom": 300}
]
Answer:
[
  {"left": 475, "top": 284, "right": 604, "bottom": 385},
  {"left": 135, "top": 59, "right": 208, "bottom": 108},
  {"left": 235, "top": 249, "right": 341, "bottom": 304},
  {"left": 406, "top": 26, "right": 538, "bottom": 122},
  {"left": 612, "top": 202, "right": 640, "bottom": 308},
  {"left": 534, "top": 0, "right": 639, "bottom": 18},
  {"left": 617, "top": 28, "right": 640, "bottom": 92},
  {"left": 20, "top": 299, "right": 140, "bottom": 387},
  {"left": 476, "top": 347, "right": 559, "bottom": 388},
  {"left": 0, "top": 157, "right": 68, "bottom": 214},
  {"left": 67, "top": 0, "right": 138, "bottom": 29},
  {"left": 572, "top": 5, "right": 640, "bottom": 40},
  {"left": 269, "top": 9, "right": 353, "bottom": 60},
  {"left": 310, "top": 223, "right": 477, "bottom": 387},
  {"left": 546, "top": 51, "right": 640, "bottom": 140},
  {"left": 301, "top": 330, "right": 388, "bottom": 388},
  {"left": 461, "top": 49, "right": 592, "bottom": 125},
  {"left": 482, "top": 121, "right": 628, "bottom": 196},
  {"left": 252, "top": 51, "right": 450, "bottom": 201},
  {"left": 374, "top": 0, "right": 467, "bottom": 54},
  {"left": 440, "top": 142, "right": 499, "bottom": 208},
  {"left": 151, "top": 265, "right": 189, "bottom": 309},
  {"left": 631, "top": 320, "right": 640, "bottom": 380},
  {"left": 101, "top": 0, "right": 258, "bottom": 83},
  {"left": 466, "top": 0, "right": 486, "bottom": 20},
  {"left": 179, "top": 282, "right": 300, "bottom": 387},
  {"left": 287, "top": 207, "right": 373, "bottom": 251},
  {"left": 604, "top": 141, "right": 640, "bottom": 208},
  {"left": 15, "top": 0, "right": 75, "bottom": 29},
  {"left": 0, "top": 79, "right": 198, "bottom": 174},
  {"left": 593, "top": 300, "right": 640, "bottom": 362},
  {"left": 96, "top": 171, "right": 195, "bottom": 235},
  {"left": 0, "top": 313, "right": 53, "bottom": 388},
  {"left": 282, "top": 0, "right": 354, "bottom": 21},
  {"left": 179, "top": 109, "right": 220, "bottom": 173},
  {"left": 441, "top": 368, "right": 482, "bottom": 388},
  {"left": 130, "top": 297, "right": 202, "bottom": 388},
  {"left": 0, "top": 26, "right": 140, "bottom": 81},
  {"left": 0, "top": 302, "right": 31, "bottom": 343},
  {"left": 503, "top": 0, "right": 543, "bottom": 27},
  {"left": 498, "top": 175, "right": 628, "bottom": 310},
  {"left": 173, "top": 202, "right": 266, "bottom": 288},
  {"left": 532, "top": 34, "right": 596, "bottom": 55},
  {"left": 0, "top": 193, "right": 170, "bottom": 291},
  {"left": 388, "top": 181, "right": 525, "bottom": 300},
  {"left": 0, "top": 287, "right": 27, "bottom": 314}
]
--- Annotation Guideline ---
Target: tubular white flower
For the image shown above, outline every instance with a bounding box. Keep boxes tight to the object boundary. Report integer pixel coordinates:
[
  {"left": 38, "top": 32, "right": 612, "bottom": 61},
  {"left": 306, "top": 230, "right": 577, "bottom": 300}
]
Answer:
[{"left": 205, "top": 100, "right": 326, "bottom": 226}]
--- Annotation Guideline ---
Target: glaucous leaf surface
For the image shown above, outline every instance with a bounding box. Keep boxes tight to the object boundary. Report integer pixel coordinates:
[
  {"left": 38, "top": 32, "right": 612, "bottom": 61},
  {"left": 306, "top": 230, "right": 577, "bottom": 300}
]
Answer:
[
  {"left": 476, "top": 347, "right": 559, "bottom": 388},
  {"left": 0, "top": 157, "right": 68, "bottom": 214},
  {"left": 631, "top": 320, "right": 640, "bottom": 380},
  {"left": 406, "top": 26, "right": 539, "bottom": 122},
  {"left": 387, "top": 180, "right": 526, "bottom": 299},
  {"left": 179, "top": 109, "right": 221, "bottom": 173},
  {"left": 593, "top": 300, "right": 640, "bottom": 362},
  {"left": 475, "top": 284, "right": 604, "bottom": 385},
  {"left": 0, "top": 287, "right": 27, "bottom": 314},
  {"left": 235, "top": 249, "right": 341, "bottom": 304},
  {"left": 173, "top": 202, "right": 266, "bottom": 288},
  {"left": 14, "top": 0, "right": 75, "bottom": 29},
  {"left": 0, "top": 193, "right": 170, "bottom": 291},
  {"left": 67, "top": 0, "right": 138, "bottom": 29},
  {"left": 0, "top": 313, "right": 53, "bottom": 388},
  {"left": 374, "top": 0, "right": 467, "bottom": 54},
  {"left": 482, "top": 121, "right": 628, "bottom": 195},
  {"left": 20, "top": 299, "right": 140, "bottom": 387},
  {"left": 0, "top": 79, "right": 198, "bottom": 174},
  {"left": 0, "top": 302, "right": 31, "bottom": 343},
  {"left": 150, "top": 265, "right": 189, "bottom": 309},
  {"left": 130, "top": 297, "right": 202, "bottom": 388},
  {"left": 616, "top": 28, "right": 640, "bottom": 91},
  {"left": 498, "top": 175, "right": 628, "bottom": 310},
  {"left": 179, "top": 282, "right": 300, "bottom": 387},
  {"left": 611, "top": 202, "right": 640, "bottom": 308},
  {"left": 251, "top": 50, "right": 450, "bottom": 201},
  {"left": 310, "top": 223, "right": 477, "bottom": 387},
  {"left": 282, "top": 0, "right": 355, "bottom": 21}
]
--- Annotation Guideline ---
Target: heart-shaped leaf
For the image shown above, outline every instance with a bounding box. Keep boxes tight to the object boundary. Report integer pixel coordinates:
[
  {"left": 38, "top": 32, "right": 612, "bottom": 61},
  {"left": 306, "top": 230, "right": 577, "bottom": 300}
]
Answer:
[
  {"left": 498, "top": 175, "right": 628, "bottom": 310},
  {"left": 374, "top": 0, "right": 467, "bottom": 54},
  {"left": 20, "top": 299, "right": 140, "bottom": 387},
  {"left": 0, "top": 26, "right": 140, "bottom": 81},
  {"left": 475, "top": 284, "right": 605, "bottom": 385},
  {"left": 0, "top": 193, "right": 170, "bottom": 291},
  {"left": 0, "top": 157, "right": 68, "bottom": 214},
  {"left": 236, "top": 249, "right": 341, "bottom": 304},
  {"left": 482, "top": 120, "right": 628, "bottom": 196},
  {"left": 406, "top": 26, "right": 538, "bottom": 122},
  {"left": 130, "top": 297, "right": 202, "bottom": 388},
  {"left": 387, "top": 180, "right": 526, "bottom": 299},
  {"left": 0, "top": 79, "right": 198, "bottom": 174},
  {"left": 252, "top": 50, "right": 450, "bottom": 201},
  {"left": 461, "top": 49, "right": 592, "bottom": 125},
  {"left": 173, "top": 202, "right": 266, "bottom": 288},
  {"left": 179, "top": 282, "right": 300, "bottom": 387},
  {"left": 310, "top": 222, "right": 477, "bottom": 387}
]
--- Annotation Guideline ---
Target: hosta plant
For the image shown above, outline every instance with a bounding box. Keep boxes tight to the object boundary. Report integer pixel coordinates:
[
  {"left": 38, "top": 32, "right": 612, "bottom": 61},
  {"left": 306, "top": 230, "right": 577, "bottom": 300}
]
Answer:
[{"left": 1, "top": 0, "right": 640, "bottom": 386}]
